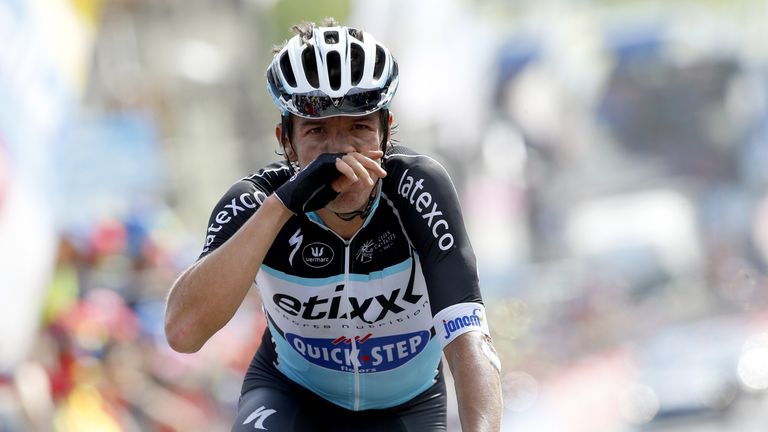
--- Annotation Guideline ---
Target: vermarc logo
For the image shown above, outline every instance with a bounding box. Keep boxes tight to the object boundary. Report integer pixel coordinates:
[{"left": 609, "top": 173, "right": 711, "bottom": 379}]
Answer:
[{"left": 302, "top": 242, "right": 334, "bottom": 268}]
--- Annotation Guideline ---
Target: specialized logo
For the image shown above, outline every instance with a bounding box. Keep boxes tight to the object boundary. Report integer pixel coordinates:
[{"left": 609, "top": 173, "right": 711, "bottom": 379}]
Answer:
[
  {"left": 302, "top": 242, "right": 333, "bottom": 268},
  {"left": 397, "top": 169, "right": 454, "bottom": 250},
  {"left": 286, "top": 331, "right": 429, "bottom": 372},
  {"left": 273, "top": 280, "right": 423, "bottom": 323},
  {"left": 243, "top": 405, "right": 276, "bottom": 430},
  {"left": 442, "top": 308, "right": 484, "bottom": 340},
  {"left": 288, "top": 228, "right": 303, "bottom": 267}
]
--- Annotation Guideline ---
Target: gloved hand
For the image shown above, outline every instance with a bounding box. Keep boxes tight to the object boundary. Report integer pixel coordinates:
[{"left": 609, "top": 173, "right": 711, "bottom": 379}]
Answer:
[{"left": 274, "top": 153, "right": 344, "bottom": 214}]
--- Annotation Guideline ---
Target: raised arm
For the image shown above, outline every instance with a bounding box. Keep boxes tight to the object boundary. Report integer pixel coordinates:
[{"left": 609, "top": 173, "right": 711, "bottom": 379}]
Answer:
[
  {"left": 165, "top": 194, "right": 291, "bottom": 353},
  {"left": 165, "top": 152, "right": 380, "bottom": 353},
  {"left": 444, "top": 331, "right": 502, "bottom": 431}
]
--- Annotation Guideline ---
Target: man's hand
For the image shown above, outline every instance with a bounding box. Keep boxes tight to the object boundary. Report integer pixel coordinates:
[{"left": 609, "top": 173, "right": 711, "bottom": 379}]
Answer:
[
  {"left": 275, "top": 152, "right": 344, "bottom": 214},
  {"left": 275, "top": 150, "right": 386, "bottom": 214},
  {"left": 330, "top": 150, "right": 387, "bottom": 194}
]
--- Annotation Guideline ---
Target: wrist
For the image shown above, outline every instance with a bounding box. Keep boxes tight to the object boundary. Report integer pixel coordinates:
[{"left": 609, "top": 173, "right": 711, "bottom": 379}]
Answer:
[{"left": 265, "top": 193, "right": 294, "bottom": 221}]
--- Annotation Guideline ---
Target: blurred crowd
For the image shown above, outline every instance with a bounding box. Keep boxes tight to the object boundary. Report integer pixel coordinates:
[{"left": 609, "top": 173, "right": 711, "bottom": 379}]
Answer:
[
  {"left": 2, "top": 213, "right": 266, "bottom": 431},
  {"left": 478, "top": 7, "right": 768, "bottom": 429}
]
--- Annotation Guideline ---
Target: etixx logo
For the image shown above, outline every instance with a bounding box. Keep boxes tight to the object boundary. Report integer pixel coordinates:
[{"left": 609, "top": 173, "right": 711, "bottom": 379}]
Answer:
[{"left": 302, "top": 242, "right": 334, "bottom": 268}]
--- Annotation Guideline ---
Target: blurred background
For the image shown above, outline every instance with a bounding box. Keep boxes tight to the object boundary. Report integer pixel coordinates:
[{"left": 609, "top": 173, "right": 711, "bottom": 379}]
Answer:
[{"left": 2, "top": 0, "right": 768, "bottom": 430}]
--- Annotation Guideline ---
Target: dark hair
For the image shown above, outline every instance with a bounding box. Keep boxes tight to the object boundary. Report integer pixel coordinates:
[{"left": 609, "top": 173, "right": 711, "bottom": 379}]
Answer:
[{"left": 271, "top": 17, "right": 364, "bottom": 55}]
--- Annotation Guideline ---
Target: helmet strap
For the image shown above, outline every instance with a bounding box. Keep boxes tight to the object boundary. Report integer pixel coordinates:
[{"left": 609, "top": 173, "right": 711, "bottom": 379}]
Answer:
[
  {"left": 380, "top": 109, "right": 390, "bottom": 157},
  {"left": 280, "top": 114, "right": 300, "bottom": 176},
  {"left": 334, "top": 179, "right": 381, "bottom": 222}
]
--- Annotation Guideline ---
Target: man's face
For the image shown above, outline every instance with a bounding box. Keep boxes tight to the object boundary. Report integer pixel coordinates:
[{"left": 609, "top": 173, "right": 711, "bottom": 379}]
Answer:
[{"left": 288, "top": 112, "right": 384, "bottom": 215}]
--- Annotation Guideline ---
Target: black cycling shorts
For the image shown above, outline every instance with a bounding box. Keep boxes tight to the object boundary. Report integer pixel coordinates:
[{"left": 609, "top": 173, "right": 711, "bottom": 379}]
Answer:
[{"left": 231, "top": 348, "right": 447, "bottom": 432}]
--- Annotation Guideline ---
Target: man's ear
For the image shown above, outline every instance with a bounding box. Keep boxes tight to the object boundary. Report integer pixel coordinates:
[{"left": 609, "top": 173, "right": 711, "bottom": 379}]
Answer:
[
  {"left": 275, "top": 123, "right": 297, "bottom": 161},
  {"left": 381, "top": 111, "right": 394, "bottom": 145}
]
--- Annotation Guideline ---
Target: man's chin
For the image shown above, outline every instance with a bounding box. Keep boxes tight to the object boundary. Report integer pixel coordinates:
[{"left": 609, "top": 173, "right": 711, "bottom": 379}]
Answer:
[
  {"left": 325, "top": 202, "right": 362, "bottom": 215},
  {"left": 326, "top": 193, "right": 367, "bottom": 215}
]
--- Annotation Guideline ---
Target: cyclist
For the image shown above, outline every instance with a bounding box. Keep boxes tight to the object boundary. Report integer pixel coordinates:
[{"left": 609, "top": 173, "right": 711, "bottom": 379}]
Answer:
[{"left": 165, "top": 18, "right": 502, "bottom": 431}]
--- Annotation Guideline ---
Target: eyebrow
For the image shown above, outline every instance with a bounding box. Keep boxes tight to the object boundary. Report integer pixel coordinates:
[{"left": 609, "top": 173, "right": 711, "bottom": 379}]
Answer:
[
  {"left": 298, "top": 115, "right": 377, "bottom": 128},
  {"left": 298, "top": 119, "right": 327, "bottom": 128},
  {"left": 352, "top": 115, "right": 377, "bottom": 123}
]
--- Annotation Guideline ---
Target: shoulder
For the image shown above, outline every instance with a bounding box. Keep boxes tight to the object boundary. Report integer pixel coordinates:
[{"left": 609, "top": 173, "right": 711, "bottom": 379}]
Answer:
[
  {"left": 383, "top": 145, "right": 458, "bottom": 197},
  {"left": 241, "top": 160, "right": 293, "bottom": 192},
  {"left": 201, "top": 160, "right": 292, "bottom": 258},
  {"left": 381, "top": 145, "right": 464, "bottom": 250},
  {"left": 384, "top": 145, "right": 448, "bottom": 172},
  {"left": 213, "top": 160, "right": 292, "bottom": 210},
  {"left": 384, "top": 146, "right": 451, "bottom": 184}
]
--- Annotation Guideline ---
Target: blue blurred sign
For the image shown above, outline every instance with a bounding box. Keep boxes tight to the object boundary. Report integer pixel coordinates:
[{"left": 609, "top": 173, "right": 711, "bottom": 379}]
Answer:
[{"left": 54, "top": 112, "right": 166, "bottom": 227}]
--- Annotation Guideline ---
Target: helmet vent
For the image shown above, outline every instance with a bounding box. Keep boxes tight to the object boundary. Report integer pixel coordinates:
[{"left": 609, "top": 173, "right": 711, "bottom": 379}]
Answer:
[
  {"left": 373, "top": 44, "right": 386, "bottom": 80},
  {"left": 350, "top": 43, "right": 364, "bottom": 86},
  {"left": 327, "top": 51, "right": 342, "bottom": 91},
  {"left": 324, "top": 31, "right": 339, "bottom": 44},
  {"left": 279, "top": 52, "right": 297, "bottom": 87},
  {"left": 347, "top": 27, "right": 364, "bottom": 42},
  {"left": 302, "top": 46, "right": 319, "bottom": 88}
]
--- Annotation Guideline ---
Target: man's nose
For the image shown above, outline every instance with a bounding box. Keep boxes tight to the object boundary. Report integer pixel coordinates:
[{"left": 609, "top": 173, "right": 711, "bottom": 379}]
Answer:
[{"left": 327, "top": 132, "right": 356, "bottom": 153}]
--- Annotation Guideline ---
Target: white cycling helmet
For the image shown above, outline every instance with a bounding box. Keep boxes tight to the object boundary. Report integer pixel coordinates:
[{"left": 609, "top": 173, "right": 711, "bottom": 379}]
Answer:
[{"left": 266, "top": 25, "right": 399, "bottom": 118}]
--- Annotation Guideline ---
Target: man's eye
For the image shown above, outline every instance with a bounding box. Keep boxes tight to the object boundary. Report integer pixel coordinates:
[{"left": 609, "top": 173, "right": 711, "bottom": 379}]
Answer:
[
  {"left": 353, "top": 124, "right": 372, "bottom": 131},
  {"left": 307, "top": 127, "right": 324, "bottom": 135}
]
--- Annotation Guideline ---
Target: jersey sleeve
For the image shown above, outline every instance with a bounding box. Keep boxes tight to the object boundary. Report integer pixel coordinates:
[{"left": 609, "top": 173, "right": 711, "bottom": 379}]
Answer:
[
  {"left": 198, "top": 163, "right": 291, "bottom": 259},
  {"left": 382, "top": 149, "right": 490, "bottom": 346}
]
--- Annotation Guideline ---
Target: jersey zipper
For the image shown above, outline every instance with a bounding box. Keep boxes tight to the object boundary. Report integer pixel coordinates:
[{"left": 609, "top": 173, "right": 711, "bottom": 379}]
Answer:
[
  {"left": 305, "top": 214, "right": 372, "bottom": 411},
  {"left": 343, "top": 243, "right": 362, "bottom": 411}
]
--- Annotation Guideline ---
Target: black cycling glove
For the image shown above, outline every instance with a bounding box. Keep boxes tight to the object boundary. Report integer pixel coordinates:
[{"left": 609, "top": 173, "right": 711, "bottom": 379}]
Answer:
[{"left": 275, "top": 153, "right": 344, "bottom": 214}]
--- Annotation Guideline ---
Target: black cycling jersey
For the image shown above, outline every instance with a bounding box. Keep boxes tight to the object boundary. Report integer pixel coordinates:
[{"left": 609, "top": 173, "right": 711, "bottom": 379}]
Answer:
[{"left": 199, "top": 145, "right": 489, "bottom": 423}]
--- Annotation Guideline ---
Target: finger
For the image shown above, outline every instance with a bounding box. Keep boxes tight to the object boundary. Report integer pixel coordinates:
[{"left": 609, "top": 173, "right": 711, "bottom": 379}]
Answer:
[
  {"left": 348, "top": 152, "right": 387, "bottom": 178},
  {"left": 331, "top": 175, "right": 355, "bottom": 193},
  {"left": 334, "top": 157, "right": 359, "bottom": 183},
  {"left": 341, "top": 154, "right": 375, "bottom": 186},
  {"left": 363, "top": 150, "right": 384, "bottom": 160}
]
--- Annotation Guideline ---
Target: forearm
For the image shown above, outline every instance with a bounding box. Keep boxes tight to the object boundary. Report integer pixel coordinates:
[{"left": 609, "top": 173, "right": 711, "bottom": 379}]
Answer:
[
  {"left": 165, "top": 195, "right": 291, "bottom": 353},
  {"left": 446, "top": 332, "right": 503, "bottom": 432}
]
